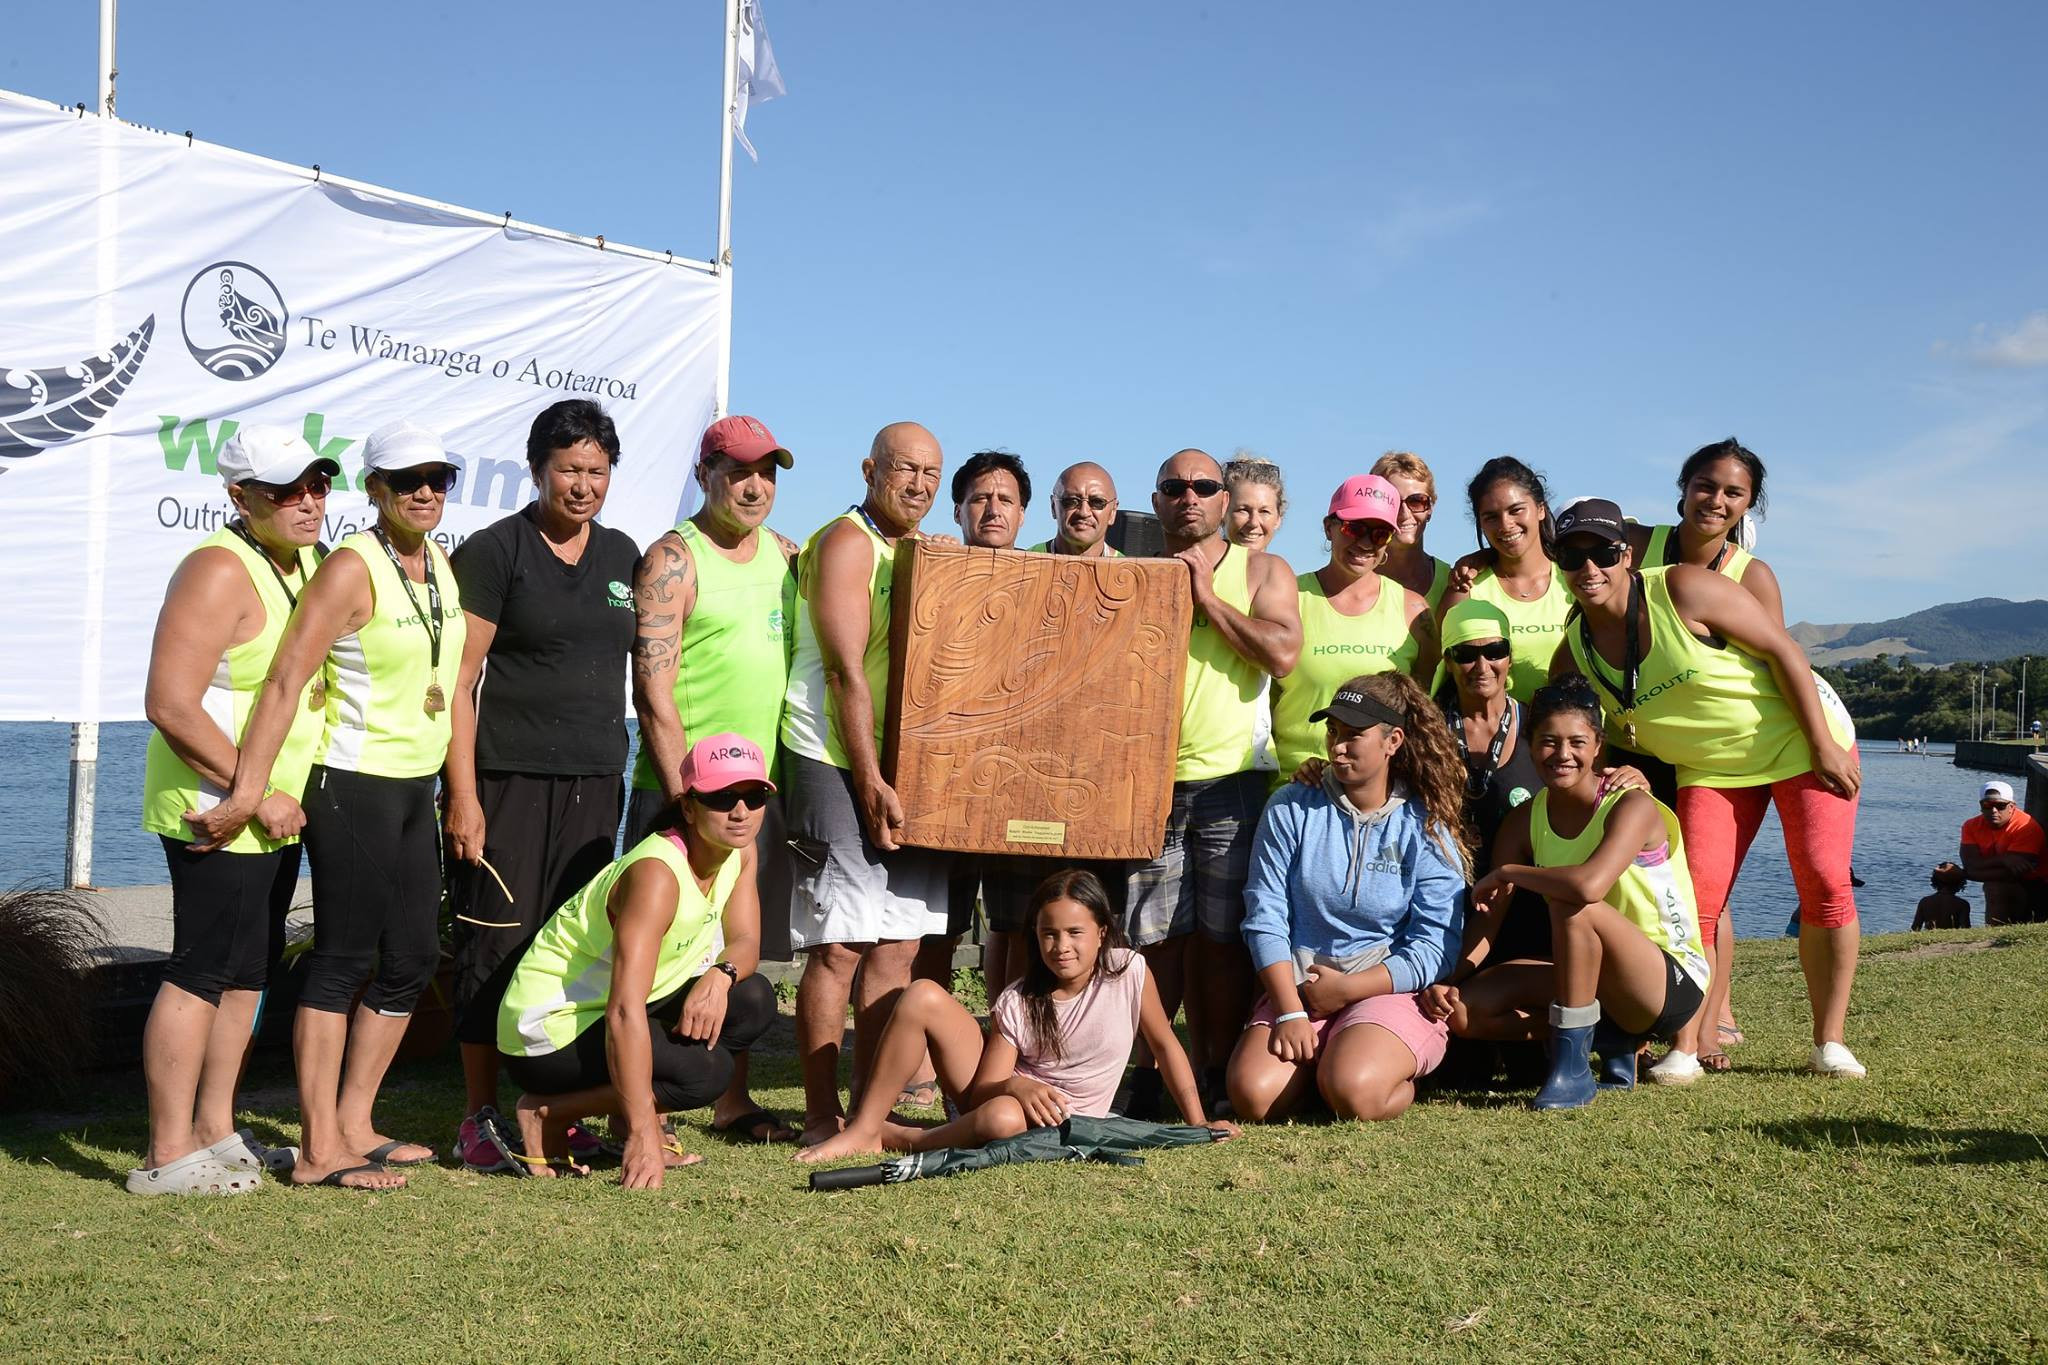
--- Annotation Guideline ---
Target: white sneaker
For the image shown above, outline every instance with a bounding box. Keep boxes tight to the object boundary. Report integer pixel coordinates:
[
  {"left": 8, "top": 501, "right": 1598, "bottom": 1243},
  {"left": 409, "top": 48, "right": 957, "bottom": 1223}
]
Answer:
[
  {"left": 1648, "top": 1050, "right": 1703, "bottom": 1085},
  {"left": 1809, "top": 1042, "right": 1867, "bottom": 1078}
]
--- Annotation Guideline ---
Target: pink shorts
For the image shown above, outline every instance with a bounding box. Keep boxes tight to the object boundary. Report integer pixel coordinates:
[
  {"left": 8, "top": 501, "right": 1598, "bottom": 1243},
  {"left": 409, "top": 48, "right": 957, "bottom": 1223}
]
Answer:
[{"left": 1249, "top": 991, "right": 1449, "bottom": 1078}]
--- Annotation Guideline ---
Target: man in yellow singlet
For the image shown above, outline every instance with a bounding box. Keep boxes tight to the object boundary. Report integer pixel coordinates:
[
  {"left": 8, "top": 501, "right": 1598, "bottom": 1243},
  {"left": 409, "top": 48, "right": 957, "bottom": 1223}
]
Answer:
[
  {"left": 1123, "top": 448, "right": 1303, "bottom": 1117},
  {"left": 626, "top": 414, "right": 801, "bottom": 1144}
]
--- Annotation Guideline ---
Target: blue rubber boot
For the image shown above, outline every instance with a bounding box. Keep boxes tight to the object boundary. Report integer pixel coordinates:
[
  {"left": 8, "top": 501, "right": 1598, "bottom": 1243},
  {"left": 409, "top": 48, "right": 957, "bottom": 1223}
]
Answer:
[
  {"left": 1533, "top": 1003, "right": 1601, "bottom": 1110},
  {"left": 1593, "top": 1018, "right": 1638, "bottom": 1091}
]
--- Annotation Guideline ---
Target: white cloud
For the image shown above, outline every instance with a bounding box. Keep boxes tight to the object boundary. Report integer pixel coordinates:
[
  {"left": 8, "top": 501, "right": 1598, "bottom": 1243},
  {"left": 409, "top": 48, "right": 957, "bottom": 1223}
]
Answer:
[
  {"left": 1357, "top": 190, "right": 1492, "bottom": 263},
  {"left": 1963, "top": 311, "right": 2048, "bottom": 369}
]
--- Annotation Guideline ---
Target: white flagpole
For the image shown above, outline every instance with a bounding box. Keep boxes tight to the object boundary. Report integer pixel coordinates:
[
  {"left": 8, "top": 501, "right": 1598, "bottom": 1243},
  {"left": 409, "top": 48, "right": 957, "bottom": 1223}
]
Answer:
[
  {"left": 713, "top": 0, "right": 739, "bottom": 421},
  {"left": 65, "top": 0, "right": 119, "bottom": 889}
]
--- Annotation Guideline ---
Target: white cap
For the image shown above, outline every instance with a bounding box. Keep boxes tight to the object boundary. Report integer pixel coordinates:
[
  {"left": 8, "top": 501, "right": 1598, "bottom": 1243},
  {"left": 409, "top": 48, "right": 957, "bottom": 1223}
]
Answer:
[
  {"left": 361, "top": 419, "right": 450, "bottom": 473},
  {"left": 1982, "top": 781, "right": 2015, "bottom": 803},
  {"left": 216, "top": 424, "right": 340, "bottom": 489}
]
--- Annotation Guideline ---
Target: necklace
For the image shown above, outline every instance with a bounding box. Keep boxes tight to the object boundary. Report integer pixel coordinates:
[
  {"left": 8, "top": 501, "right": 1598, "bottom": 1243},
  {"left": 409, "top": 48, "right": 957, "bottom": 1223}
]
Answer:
[
  {"left": 1580, "top": 571, "right": 1643, "bottom": 746},
  {"left": 372, "top": 527, "right": 446, "bottom": 715},
  {"left": 230, "top": 521, "right": 329, "bottom": 710},
  {"left": 1448, "top": 699, "right": 1515, "bottom": 799}
]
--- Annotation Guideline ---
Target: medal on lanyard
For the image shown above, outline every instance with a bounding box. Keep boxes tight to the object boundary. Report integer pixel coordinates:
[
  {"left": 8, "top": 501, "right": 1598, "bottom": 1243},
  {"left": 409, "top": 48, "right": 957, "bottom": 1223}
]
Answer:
[
  {"left": 230, "top": 520, "right": 329, "bottom": 711},
  {"left": 373, "top": 527, "right": 445, "bottom": 715},
  {"left": 1451, "top": 702, "right": 1515, "bottom": 800},
  {"left": 1580, "top": 572, "right": 1642, "bottom": 748}
]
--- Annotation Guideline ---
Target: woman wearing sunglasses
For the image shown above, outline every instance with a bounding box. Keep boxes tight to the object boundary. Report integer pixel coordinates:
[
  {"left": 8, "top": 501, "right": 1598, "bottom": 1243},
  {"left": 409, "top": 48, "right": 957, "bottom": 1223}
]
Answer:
[
  {"left": 1268, "top": 475, "right": 1437, "bottom": 784},
  {"left": 130, "top": 427, "right": 338, "bottom": 1196},
  {"left": 1436, "top": 457, "right": 1573, "bottom": 703},
  {"left": 1370, "top": 451, "right": 1454, "bottom": 611},
  {"left": 1547, "top": 499, "right": 1866, "bottom": 1081},
  {"left": 189, "top": 420, "right": 469, "bottom": 1189},
  {"left": 496, "top": 734, "right": 778, "bottom": 1187}
]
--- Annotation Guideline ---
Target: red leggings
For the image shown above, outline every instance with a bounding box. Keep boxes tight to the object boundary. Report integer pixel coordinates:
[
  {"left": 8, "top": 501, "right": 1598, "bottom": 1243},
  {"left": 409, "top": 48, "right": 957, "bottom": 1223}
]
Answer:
[{"left": 1675, "top": 773, "right": 1859, "bottom": 947}]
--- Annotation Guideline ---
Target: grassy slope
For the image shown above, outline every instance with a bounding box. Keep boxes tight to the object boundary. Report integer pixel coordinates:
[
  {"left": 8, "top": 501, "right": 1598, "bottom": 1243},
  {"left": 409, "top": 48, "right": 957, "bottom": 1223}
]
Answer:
[{"left": 3, "top": 927, "right": 2045, "bottom": 1363}]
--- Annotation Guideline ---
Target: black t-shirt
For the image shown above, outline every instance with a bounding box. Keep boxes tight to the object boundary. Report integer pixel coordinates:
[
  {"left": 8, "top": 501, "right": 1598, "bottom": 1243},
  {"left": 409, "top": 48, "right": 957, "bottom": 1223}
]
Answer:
[
  {"left": 452, "top": 505, "right": 641, "bottom": 776},
  {"left": 1452, "top": 700, "right": 1551, "bottom": 963}
]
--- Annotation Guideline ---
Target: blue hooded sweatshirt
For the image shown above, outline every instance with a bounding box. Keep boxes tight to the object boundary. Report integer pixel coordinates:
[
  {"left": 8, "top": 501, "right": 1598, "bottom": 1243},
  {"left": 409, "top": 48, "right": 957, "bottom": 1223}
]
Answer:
[{"left": 1240, "top": 776, "right": 1468, "bottom": 995}]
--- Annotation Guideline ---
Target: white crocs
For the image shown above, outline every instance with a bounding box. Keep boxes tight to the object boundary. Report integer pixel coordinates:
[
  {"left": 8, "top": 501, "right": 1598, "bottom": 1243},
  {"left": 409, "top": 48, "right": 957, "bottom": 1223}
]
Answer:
[
  {"left": 125, "top": 1149, "right": 262, "bottom": 1196},
  {"left": 1648, "top": 1049, "right": 1704, "bottom": 1086},
  {"left": 204, "top": 1128, "right": 269, "bottom": 1172},
  {"left": 1809, "top": 1041, "right": 1867, "bottom": 1078}
]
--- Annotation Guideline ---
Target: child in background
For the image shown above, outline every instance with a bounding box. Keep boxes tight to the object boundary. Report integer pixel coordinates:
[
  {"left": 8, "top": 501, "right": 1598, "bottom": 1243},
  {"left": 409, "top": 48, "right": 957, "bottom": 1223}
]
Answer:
[
  {"left": 797, "top": 870, "right": 1237, "bottom": 1164},
  {"left": 1912, "top": 864, "right": 1971, "bottom": 931}
]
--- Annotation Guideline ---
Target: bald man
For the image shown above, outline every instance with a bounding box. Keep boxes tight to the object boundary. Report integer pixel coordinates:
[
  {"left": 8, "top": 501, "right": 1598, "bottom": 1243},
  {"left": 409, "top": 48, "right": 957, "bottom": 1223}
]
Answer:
[
  {"left": 782, "top": 421, "right": 952, "bottom": 1145},
  {"left": 1033, "top": 462, "right": 1122, "bottom": 558},
  {"left": 1124, "top": 447, "right": 1301, "bottom": 1117}
]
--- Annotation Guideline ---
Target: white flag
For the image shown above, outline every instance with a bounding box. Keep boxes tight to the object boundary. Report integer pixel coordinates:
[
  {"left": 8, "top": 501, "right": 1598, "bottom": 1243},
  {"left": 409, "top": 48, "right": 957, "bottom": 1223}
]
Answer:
[{"left": 733, "top": 0, "right": 785, "bottom": 162}]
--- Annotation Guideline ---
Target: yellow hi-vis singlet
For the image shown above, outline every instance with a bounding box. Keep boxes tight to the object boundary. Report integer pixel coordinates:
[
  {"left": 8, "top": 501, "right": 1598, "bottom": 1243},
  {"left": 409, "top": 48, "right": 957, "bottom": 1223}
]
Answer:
[
  {"left": 315, "top": 531, "right": 466, "bottom": 779},
  {"left": 632, "top": 522, "right": 796, "bottom": 791},
  {"left": 1645, "top": 524, "right": 1754, "bottom": 584},
  {"left": 1177, "top": 543, "right": 1263, "bottom": 783},
  {"left": 1270, "top": 572, "right": 1420, "bottom": 778},
  {"left": 1566, "top": 566, "right": 1852, "bottom": 789},
  {"left": 781, "top": 509, "right": 894, "bottom": 771},
  {"left": 141, "top": 527, "right": 325, "bottom": 853},
  {"left": 1529, "top": 786, "right": 1709, "bottom": 991},
  {"left": 1464, "top": 564, "right": 1573, "bottom": 703},
  {"left": 498, "top": 830, "right": 741, "bottom": 1056}
]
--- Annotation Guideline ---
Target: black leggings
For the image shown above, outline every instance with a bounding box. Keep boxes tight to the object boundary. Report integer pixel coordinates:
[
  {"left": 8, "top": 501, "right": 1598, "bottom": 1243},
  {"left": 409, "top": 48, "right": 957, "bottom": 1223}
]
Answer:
[
  {"left": 501, "top": 973, "right": 776, "bottom": 1112},
  {"left": 160, "top": 837, "right": 302, "bottom": 1005},
  {"left": 299, "top": 765, "right": 442, "bottom": 1016}
]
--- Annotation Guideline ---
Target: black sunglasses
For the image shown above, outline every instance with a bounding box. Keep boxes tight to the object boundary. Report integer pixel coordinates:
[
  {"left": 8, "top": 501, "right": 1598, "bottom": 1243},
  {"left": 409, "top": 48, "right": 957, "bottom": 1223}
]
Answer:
[
  {"left": 696, "top": 786, "right": 771, "bottom": 812},
  {"left": 1157, "top": 478, "right": 1225, "bottom": 499},
  {"left": 244, "top": 472, "right": 332, "bottom": 505},
  {"left": 381, "top": 466, "right": 456, "bottom": 495},
  {"left": 1057, "top": 494, "right": 1114, "bottom": 512},
  {"left": 1555, "top": 542, "right": 1625, "bottom": 571},
  {"left": 1447, "top": 640, "right": 1512, "bottom": 665},
  {"left": 1981, "top": 799, "right": 2013, "bottom": 811}
]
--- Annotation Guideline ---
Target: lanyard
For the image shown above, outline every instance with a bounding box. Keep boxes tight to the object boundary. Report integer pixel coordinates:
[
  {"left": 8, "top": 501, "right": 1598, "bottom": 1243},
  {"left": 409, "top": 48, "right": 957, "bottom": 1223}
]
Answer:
[
  {"left": 1580, "top": 571, "right": 1643, "bottom": 744},
  {"left": 1450, "top": 700, "right": 1515, "bottom": 799},
  {"left": 1665, "top": 527, "right": 1729, "bottom": 572},
  {"left": 228, "top": 520, "right": 320, "bottom": 610},
  {"left": 371, "top": 526, "right": 443, "bottom": 673}
]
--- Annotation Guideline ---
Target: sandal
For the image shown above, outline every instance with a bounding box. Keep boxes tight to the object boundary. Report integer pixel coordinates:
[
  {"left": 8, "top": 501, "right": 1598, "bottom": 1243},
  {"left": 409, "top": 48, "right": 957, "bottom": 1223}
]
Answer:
[
  {"left": 363, "top": 1139, "right": 437, "bottom": 1167},
  {"left": 126, "top": 1149, "right": 262, "bottom": 1197},
  {"left": 505, "top": 1151, "right": 588, "bottom": 1179},
  {"left": 896, "top": 1081, "right": 941, "bottom": 1110},
  {"left": 1700, "top": 1051, "right": 1733, "bottom": 1073},
  {"left": 298, "top": 1161, "right": 402, "bottom": 1190},
  {"left": 710, "top": 1109, "right": 800, "bottom": 1145},
  {"left": 1717, "top": 1022, "right": 1746, "bottom": 1049}
]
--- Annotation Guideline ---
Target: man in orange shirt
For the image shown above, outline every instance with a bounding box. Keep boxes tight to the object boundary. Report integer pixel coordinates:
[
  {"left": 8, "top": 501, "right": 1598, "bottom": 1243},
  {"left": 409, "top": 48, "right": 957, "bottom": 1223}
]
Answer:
[{"left": 1960, "top": 781, "right": 2046, "bottom": 925}]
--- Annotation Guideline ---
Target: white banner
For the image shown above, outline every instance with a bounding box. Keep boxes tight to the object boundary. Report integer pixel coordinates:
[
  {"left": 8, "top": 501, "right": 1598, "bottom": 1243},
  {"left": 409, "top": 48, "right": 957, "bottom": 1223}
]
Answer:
[{"left": 0, "top": 90, "right": 721, "bottom": 721}]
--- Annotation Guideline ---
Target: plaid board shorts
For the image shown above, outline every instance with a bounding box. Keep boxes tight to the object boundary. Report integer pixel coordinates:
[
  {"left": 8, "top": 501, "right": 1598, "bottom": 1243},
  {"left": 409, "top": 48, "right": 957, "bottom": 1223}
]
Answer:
[{"left": 1122, "top": 770, "right": 1266, "bottom": 948}]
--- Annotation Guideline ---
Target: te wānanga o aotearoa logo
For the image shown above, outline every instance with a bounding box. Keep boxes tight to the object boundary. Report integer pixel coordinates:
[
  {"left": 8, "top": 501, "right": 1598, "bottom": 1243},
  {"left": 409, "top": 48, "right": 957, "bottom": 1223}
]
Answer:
[
  {"left": 0, "top": 316, "right": 156, "bottom": 474},
  {"left": 181, "top": 261, "right": 287, "bottom": 381}
]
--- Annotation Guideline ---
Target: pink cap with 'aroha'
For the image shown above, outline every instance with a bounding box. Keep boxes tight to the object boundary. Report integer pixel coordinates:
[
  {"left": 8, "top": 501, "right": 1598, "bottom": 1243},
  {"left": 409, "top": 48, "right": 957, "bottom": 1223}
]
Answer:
[
  {"left": 679, "top": 733, "right": 776, "bottom": 794},
  {"left": 1327, "top": 473, "right": 1400, "bottom": 526}
]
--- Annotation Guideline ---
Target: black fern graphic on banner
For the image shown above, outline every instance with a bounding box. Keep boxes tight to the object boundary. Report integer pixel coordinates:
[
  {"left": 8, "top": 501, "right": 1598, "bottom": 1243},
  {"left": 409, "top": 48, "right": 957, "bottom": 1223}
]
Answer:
[{"left": 0, "top": 316, "right": 156, "bottom": 474}]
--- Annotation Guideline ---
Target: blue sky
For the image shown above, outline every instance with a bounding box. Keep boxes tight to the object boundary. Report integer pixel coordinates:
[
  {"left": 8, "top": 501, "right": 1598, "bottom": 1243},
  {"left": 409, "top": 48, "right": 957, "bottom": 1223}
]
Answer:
[{"left": 12, "top": 2, "right": 2046, "bottom": 625}]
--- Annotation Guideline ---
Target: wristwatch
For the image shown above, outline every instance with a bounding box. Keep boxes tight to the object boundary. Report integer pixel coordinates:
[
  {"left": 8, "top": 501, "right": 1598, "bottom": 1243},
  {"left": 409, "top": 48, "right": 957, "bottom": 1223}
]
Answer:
[{"left": 712, "top": 961, "right": 738, "bottom": 982}]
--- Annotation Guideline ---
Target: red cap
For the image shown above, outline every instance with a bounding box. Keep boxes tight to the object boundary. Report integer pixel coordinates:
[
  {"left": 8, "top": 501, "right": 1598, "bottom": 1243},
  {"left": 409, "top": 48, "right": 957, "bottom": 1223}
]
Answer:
[
  {"left": 699, "top": 415, "right": 793, "bottom": 469},
  {"left": 1328, "top": 474, "right": 1399, "bottom": 526}
]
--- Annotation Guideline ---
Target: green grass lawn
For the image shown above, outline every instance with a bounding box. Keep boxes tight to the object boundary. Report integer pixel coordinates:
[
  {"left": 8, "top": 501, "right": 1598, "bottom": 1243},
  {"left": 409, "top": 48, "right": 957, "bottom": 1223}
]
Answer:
[{"left": 4, "top": 927, "right": 2045, "bottom": 1362}]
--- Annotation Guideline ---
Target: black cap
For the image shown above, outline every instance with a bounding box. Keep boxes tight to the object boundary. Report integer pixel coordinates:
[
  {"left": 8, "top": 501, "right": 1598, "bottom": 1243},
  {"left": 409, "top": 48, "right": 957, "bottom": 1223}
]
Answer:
[
  {"left": 1553, "top": 497, "right": 1628, "bottom": 544},
  {"left": 1309, "top": 686, "right": 1409, "bottom": 731}
]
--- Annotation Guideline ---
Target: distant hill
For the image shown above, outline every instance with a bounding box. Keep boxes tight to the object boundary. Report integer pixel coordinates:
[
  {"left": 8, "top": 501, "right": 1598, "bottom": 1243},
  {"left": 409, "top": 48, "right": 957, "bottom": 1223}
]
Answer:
[{"left": 1792, "top": 598, "right": 2048, "bottom": 665}]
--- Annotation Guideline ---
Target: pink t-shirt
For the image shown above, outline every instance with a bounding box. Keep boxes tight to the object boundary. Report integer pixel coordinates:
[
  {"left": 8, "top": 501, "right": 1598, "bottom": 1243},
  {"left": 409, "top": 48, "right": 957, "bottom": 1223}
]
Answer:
[{"left": 989, "top": 949, "right": 1147, "bottom": 1118}]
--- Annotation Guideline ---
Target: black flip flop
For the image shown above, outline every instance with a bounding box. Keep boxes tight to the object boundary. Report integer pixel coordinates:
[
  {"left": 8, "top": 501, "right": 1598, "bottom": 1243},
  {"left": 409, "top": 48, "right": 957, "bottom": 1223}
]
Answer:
[
  {"left": 302, "top": 1161, "right": 393, "bottom": 1190},
  {"left": 709, "top": 1109, "right": 799, "bottom": 1144},
  {"left": 363, "top": 1140, "right": 437, "bottom": 1167}
]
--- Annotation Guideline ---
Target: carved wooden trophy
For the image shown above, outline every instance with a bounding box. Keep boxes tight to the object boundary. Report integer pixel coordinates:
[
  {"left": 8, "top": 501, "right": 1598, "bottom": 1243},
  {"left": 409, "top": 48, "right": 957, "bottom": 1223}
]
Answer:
[{"left": 883, "top": 540, "right": 1190, "bottom": 860}]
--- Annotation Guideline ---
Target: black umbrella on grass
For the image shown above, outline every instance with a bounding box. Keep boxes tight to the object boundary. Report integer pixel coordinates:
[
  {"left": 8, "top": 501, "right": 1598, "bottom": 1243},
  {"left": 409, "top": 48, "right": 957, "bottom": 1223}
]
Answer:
[{"left": 807, "top": 1115, "right": 1222, "bottom": 1191}]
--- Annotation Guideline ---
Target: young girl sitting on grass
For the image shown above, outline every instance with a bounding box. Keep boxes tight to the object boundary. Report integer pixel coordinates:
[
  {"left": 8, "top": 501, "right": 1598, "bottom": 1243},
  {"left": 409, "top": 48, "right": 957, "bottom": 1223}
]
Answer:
[
  {"left": 1425, "top": 678, "right": 1710, "bottom": 1109},
  {"left": 796, "top": 870, "right": 1238, "bottom": 1164}
]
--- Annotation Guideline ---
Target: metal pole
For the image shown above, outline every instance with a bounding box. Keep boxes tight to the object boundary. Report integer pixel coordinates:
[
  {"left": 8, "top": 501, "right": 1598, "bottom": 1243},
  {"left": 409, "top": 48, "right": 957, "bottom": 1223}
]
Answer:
[
  {"left": 712, "top": 0, "right": 740, "bottom": 420},
  {"left": 67, "top": 0, "right": 118, "bottom": 889}
]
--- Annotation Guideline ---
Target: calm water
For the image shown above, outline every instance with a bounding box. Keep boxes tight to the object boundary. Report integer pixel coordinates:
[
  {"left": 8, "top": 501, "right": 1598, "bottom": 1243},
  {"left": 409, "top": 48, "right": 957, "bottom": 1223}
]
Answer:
[{"left": 0, "top": 725, "right": 2011, "bottom": 940}]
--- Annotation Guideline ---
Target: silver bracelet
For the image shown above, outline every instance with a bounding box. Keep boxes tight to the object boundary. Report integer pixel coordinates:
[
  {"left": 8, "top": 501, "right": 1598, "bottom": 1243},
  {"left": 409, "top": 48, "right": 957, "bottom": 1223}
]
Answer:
[{"left": 1273, "top": 1009, "right": 1309, "bottom": 1024}]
